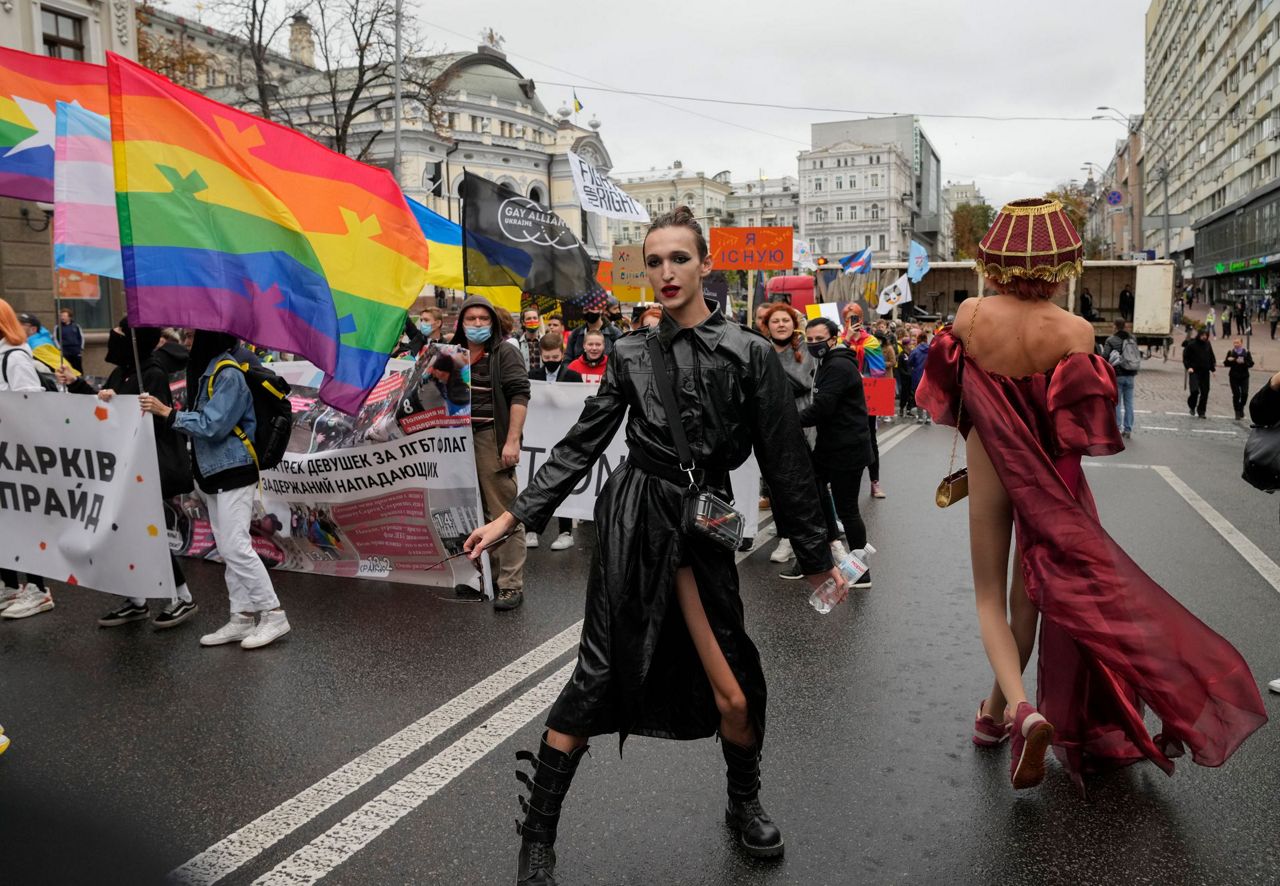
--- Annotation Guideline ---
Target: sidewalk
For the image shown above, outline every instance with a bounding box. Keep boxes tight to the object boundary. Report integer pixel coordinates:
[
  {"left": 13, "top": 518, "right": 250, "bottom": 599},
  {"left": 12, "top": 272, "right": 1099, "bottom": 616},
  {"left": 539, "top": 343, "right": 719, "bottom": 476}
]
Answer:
[{"left": 1178, "top": 305, "right": 1280, "bottom": 373}]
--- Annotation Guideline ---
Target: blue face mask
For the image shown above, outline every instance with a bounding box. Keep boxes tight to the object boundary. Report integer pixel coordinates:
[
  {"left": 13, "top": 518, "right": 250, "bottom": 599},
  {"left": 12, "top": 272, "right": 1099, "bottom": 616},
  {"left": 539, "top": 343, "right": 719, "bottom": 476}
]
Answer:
[
  {"left": 418, "top": 322, "right": 433, "bottom": 335},
  {"left": 465, "top": 325, "right": 492, "bottom": 344}
]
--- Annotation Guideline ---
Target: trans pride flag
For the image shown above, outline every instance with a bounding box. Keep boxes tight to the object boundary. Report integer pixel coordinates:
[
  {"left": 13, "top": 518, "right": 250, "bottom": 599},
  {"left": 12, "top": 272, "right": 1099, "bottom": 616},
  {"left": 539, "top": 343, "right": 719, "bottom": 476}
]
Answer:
[
  {"left": 54, "top": 102, "right": 122, "bottom": 278},
  {"left": 0, "top": 47, "right": 108, "bottom": 202},
  {"left": 108, "top": 53, "right": 429, "bottom": 413}
]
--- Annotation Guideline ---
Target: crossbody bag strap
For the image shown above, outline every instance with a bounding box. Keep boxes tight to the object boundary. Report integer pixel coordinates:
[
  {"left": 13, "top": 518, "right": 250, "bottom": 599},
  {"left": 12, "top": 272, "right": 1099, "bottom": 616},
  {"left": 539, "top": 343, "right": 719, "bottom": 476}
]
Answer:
[{"left": 646, "top": 330, "right": 696, "bottom": 485}]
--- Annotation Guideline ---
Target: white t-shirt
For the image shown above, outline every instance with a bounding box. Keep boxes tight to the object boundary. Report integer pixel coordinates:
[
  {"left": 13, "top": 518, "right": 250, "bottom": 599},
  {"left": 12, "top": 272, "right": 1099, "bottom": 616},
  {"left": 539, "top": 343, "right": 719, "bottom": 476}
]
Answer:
[{"left": 0, "top": 343, "right": 42, "bottom": 393}]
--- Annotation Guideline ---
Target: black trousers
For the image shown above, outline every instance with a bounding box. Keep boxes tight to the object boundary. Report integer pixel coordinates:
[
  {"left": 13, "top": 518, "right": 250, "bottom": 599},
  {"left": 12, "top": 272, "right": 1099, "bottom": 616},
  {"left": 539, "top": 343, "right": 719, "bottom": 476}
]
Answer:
[
  {"left": 1230, "top": 374, "right": 1249, "bottom": 417},
  {"left": 865, "top": 417, "right": 880, "bottom": 483},
  {"left": 1187, "top": 370, "right": 1211, "bottom": 416},
  {"left": 1, "top": 569, "right": 46, "bottom": 590},
  {"left": 816, "top": 464, "right": 867, "bottom": 552}
]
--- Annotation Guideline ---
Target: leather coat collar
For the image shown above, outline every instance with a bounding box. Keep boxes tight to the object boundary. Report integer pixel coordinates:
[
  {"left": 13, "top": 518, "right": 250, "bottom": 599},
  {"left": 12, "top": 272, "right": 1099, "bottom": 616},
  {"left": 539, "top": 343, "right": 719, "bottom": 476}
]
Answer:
[{"left": 655, "top": 298, "right": 728, "bottom": 351}]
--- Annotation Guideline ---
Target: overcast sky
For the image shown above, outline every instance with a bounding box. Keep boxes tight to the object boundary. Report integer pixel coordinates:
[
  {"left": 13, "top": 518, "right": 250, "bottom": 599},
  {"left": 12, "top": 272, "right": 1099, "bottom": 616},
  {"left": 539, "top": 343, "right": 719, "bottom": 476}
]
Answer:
[{"left": 411, "top": 0, "right": 1151, "bottom": 207}]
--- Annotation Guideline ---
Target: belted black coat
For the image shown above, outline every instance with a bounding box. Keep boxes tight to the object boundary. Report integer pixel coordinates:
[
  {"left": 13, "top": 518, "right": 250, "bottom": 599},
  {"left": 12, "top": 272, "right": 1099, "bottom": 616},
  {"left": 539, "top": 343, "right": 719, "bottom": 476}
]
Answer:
[{"left": 509, "top": 302, "right": 831, "bottom": 747}]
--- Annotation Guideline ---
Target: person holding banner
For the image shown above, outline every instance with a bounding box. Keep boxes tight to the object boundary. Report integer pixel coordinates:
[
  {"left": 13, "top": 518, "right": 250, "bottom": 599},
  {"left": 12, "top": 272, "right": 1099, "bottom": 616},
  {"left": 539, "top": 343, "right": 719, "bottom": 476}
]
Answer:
[
  {"left": 59, "top": 318, "right": 198, "bottom": 629},
  {"left": 466, "top": 206, "right": 841, "bottom": 884},
  {"left": 526, "top": 333, "right": 582, "bottom": 552},
  {"left": 0, "top": 299, "right": 55, "bottom": 619},
  {"left": 140, "top": 331, "right": 290, "bottom": 649}
]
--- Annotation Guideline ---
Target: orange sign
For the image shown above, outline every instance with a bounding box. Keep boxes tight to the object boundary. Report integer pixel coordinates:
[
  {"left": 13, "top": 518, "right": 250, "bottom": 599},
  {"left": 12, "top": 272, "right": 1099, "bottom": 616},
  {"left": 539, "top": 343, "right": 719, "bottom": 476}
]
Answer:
[
  {"left": 56, "top": 268, "right": 102, "bottom": 300},
  {"left": 709, "top": 227, "right": 793, "bottom": 270}
]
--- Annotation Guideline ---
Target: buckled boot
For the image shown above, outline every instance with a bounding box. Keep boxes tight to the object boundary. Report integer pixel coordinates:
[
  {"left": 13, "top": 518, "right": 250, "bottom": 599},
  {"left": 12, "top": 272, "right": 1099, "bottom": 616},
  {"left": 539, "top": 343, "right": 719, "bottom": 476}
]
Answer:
[
  {"left": 514, "top": 732, "right": 589, "bottom": 886},
  {"left": 721, "top": 738, "right": 784, "bottom": 858}
]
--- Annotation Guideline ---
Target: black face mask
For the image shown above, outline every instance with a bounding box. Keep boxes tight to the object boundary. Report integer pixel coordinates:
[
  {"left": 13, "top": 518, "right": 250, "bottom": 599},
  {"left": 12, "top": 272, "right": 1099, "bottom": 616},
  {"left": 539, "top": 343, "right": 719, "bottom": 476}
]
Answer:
[
  {"left": 770, "top": 335, "right": 794, "bottom": 347},
  {"left": 808, "top": 341, "right": 831, "bottom": 360},
  {"left": 583, "top": 312, "right": 601, "bottom": 324},
  {"left": 542, "top": 360, "right": 562, "bottom": 374},
  {"left": 608, "top": 312, "right": 622, "bottom": 323},
  {"left": 106, "top": 329, "right": 133, "bottom": 367}
]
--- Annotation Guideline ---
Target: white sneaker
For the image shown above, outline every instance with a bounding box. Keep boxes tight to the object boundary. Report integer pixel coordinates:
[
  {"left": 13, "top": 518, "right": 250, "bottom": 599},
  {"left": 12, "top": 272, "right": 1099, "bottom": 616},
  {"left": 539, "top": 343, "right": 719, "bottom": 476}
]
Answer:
[
  {"left": 830, "top": 540, "right": 850, "bottom": 563},
  {"left": 241, "top": 610, "right": 291, "bottom": 649},
  {"left": 525, "top": 531, "right": 539, "bottom": 549},
  {"left": 550, "top": 532, "right": 575, "bottom": 551},
  {"left": 769, "top": 538, "right": 793, "bottom": 563},
  {"left": 0, "top": 586, "right": 23, "bottom": 611},
  {"left": 200, "top": 613, "right": 256, "bottom": 646},
  {"left": 1269, "top": 677, "right": 1280, "bottom": 694},
  {"left": 1, "top": 584, "right": 53, "bottom": 619}
]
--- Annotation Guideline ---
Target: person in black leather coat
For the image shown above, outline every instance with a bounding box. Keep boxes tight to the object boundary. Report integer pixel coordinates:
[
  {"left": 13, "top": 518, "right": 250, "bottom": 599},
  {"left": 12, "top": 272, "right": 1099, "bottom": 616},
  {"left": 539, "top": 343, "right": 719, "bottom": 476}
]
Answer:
[{"left": 465, "top": 207, "right": 842, "bottom": 885}]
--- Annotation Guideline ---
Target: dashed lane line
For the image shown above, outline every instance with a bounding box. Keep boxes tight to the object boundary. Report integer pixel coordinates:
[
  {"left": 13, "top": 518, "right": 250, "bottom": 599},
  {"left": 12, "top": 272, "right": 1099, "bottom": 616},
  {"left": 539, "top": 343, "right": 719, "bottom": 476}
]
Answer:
[{"left": 168, "top": 622, "right": 584, "bottom": 885}]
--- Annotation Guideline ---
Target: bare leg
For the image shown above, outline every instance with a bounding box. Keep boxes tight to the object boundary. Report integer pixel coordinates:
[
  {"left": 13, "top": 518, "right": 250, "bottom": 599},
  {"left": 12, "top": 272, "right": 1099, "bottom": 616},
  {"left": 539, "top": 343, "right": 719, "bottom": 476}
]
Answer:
[
  {"left": 967, "top": 431, "right": 1032, "bottom": 715},
  {"left": 984, "top": 545, "right": 1039, "bottom": 719},
  {"left": 546, "top": 728, "right": 588, "bottom": 754},
  {"left": 675, "top": 566, "right": 754, "bottom": 746}
]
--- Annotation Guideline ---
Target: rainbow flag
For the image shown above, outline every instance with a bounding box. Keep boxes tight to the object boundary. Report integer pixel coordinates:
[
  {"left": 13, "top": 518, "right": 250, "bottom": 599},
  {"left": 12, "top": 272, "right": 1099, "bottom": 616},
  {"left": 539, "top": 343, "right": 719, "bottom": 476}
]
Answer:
[
  {"left": 406, "top": 196, "right": 521, "bottom": 312},
  {"left": 54, "top": 102, "right": 122, "bottom": 278},
  {"left": 0, "top": 47, "right": 107, "bottom": 202},
  {"left": 108, "top": 53, "right": 429, "bottom": 414}
]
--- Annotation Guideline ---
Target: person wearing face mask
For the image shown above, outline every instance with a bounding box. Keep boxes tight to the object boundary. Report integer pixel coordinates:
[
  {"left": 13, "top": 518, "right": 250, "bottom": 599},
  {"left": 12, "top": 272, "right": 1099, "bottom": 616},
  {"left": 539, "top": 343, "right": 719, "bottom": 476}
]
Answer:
[
  {"left": 527, "top": 333, "right": 583, "bottom": 552},
  {"left": 566, "top": 329, "right": 609, "bottom": 383},
  {"left": 418, "top": 307, "right": 443, "bottom": 343},
  {"left": 777, "top": 317, "right": 874, "bottom": 586},
  {"left": 59, "top": 318, "right": 198, "bottom": 629},
  {"left": 511, "top": 306, "right": 545, "bottom": 372},
  {"left": 1223, "top": 336, "right": 1255, "bottom": 420},
  {"left": 452, "top": 295, "right": 531, "bottom": 611},
  {"left": 564, "top": 300, "right": 620, "bottom": 363}
]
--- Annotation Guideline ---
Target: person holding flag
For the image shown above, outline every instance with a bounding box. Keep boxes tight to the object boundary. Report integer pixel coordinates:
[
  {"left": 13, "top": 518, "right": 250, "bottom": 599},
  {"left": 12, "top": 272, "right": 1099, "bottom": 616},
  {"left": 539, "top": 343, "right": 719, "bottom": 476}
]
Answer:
[{"left": 841, "top": 304, "right": 887, "bottom": 498}]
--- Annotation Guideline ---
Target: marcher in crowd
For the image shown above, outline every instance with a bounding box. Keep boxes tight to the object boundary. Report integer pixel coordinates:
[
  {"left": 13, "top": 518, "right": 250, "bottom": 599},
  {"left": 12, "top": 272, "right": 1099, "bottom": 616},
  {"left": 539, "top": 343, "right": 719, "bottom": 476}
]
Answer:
[
  {"left": 154, "top": 328, "right": 190, "bottom": 378},
  {"left": 780, "top": 316, "right": 873, "bottom": 585},
  {"left": 638, "top": 305, "right": 663, "bottom": 330},
  {"left": 1248, "top": 370, "right": 1280, "bottom": 695},
  {"left": 140, "top": 330, "right": 290, "bottom": 648},
  {"left": 545, "top": 314, "right": 567, "bottom": 345},
  {"left": 452, "top": 295, "right": 531, "bottom": 611},
  {"left": 419, "top": 306, "right": 444, "bottom": 343},
  {"left": 565, "top": 301, "right": 620, "bottom": 362},
  {"left": 511, "top": 306, "right": 545, "bottom": 372},
  {"left": 841, "top": 303, "right": 887, "bottom": 499},
  {"left": 908, "top": 331, "right": 932, "bottom": 424},
  {"left": 527, "top": 333, "right": 583, "bottom": 553},
  {"left": 567, "top": 329, "right": 609, "bottom": 383},
  {"left": 759, "top": 303, "right": 819, "bottom": 566},
  {"left": 56, "top": 308, "right": 84, "bottom": 372},
  {"left": 58, "top": 318, "right": 198, "bottom": 629},
  {"left": 0, "top": 299, "right": 54, "bottom": 619},
  {"left": 465, "top": 206, "right": 839, "bottom": 884},
  {"left": 1183, "top": 327, "right": 1216, "bottom": 419},
  {"left": 1103, "top": 318, "right": 1141, "bottom": 438},
  {"left": 1223, "top": 336, "right": 1254, "bottom": 421}
]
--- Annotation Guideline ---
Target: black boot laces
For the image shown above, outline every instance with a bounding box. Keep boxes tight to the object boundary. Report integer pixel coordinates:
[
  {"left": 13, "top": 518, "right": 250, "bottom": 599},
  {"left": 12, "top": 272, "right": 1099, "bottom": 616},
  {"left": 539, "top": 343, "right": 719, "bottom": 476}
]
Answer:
[{"left": 526, "top": 841, "right": 555, "bottom": 872}]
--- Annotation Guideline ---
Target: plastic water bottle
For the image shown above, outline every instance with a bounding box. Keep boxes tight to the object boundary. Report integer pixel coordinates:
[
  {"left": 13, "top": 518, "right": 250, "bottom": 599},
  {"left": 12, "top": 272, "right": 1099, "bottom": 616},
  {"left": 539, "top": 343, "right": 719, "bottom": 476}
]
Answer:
[{"left": 808, "top": 544, "right": 876, "bottom": 614}]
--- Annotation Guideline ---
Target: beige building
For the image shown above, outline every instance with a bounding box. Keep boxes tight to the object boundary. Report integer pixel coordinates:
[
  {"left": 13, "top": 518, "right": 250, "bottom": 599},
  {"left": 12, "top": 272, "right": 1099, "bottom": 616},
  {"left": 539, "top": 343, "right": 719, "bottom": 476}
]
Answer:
[
  {"left": 725, "top": 176, "right": 800, "bottom": 232},
  {"left": 1, "top": 0, "right": 137, "bottom": 339},
  {"left": 606, "top": 162, "right": 732, "bottom": 247},
  {"left": 1086, "top": 122, "right": 1146, "bottom": 260},
  {"left": 798, "top": 138, "right": 915, "bottom": 262}
]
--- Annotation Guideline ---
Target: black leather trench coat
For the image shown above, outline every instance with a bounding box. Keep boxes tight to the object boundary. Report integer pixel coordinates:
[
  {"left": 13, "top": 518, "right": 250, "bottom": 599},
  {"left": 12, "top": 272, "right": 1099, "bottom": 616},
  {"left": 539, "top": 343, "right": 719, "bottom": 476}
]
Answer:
[{"left": 509, "top": 302, "right": 831, "bottom": 748}]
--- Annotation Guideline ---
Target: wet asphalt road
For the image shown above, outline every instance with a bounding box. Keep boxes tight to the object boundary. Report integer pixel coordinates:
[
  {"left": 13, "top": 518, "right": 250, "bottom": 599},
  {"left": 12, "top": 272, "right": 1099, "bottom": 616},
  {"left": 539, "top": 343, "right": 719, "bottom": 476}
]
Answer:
[{"left": 3, "top": 364, "right": 1280, "bottom": 885}]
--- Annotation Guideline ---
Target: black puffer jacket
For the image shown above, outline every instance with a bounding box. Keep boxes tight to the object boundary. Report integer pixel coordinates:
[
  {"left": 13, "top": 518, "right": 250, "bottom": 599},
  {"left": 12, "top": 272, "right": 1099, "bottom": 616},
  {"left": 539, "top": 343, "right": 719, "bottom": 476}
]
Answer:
[
  {"left": 798, "top": 345, "right": 873, "bottom": 467},
  {"left": 509, "top": 302, "right": 830, "bottom": 747}
]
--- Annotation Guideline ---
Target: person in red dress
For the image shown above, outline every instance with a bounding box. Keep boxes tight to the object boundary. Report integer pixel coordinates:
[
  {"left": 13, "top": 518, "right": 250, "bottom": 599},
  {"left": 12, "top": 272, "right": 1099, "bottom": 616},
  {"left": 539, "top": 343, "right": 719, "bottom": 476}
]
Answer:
[{"left": 916, "top": 198, "right": 1266, "bottom": 791}]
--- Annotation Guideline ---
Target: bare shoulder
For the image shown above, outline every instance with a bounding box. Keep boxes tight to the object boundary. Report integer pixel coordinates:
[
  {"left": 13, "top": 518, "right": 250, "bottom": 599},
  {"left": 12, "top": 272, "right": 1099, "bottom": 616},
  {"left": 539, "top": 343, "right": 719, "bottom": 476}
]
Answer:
[{"left": 1061, "top": 313, "right": 1097, "bottom": 355}]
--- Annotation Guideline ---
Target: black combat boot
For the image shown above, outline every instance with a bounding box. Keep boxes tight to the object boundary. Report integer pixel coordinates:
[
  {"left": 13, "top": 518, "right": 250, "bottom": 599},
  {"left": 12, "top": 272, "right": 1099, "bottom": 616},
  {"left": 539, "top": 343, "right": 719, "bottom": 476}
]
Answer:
[
  {"left": 721, "top": 737, "right": 784, "bottom": 858},
  {"left": 514, "top": 732, "right": 589, "bottom": 886}
]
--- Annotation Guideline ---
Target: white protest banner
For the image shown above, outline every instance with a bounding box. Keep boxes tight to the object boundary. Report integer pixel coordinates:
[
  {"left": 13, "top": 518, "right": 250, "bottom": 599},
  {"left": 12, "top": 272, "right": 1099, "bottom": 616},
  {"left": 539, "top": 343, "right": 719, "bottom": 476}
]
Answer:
[
  {"left": 568, "top": 150, "right": 650, "bottom": 223},
  {"left": 518, "top": 381, "right": 761, "bottom": 538},
  {"left": 0, "top": 391, "right": 174, "bottom": 598},
  {"left": 877, "top": 273, "right": 913, "bottom": 315}
]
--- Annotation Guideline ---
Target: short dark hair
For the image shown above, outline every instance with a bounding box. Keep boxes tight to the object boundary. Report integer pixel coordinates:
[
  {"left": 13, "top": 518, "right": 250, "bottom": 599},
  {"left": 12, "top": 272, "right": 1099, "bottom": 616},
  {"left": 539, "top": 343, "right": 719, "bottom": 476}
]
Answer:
[
  {"left": 806, "top": 317, "right": 839, "bottom": 339},
  {"left": 1114, "top": 318, "right": 1127, "bottom": 331}
]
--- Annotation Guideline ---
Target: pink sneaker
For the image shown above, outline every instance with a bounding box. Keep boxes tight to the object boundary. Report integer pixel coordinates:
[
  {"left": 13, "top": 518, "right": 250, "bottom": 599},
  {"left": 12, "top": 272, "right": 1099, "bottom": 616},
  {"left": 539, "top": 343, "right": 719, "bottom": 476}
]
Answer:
[
  {"left": 1009, "top": 702, "right": 1054, "bottom": 789},
  {"left": 870, "top": 482, "right": 886, "bottom": 499},
  {"left": 972, "top": 702, "right": 1012, "bottom": 747}
]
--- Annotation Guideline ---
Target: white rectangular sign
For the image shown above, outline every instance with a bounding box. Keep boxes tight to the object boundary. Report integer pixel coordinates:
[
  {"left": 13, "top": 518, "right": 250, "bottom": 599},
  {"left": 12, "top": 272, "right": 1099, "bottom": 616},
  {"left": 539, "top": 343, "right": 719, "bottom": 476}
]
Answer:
[
  {"left": 0, "top": 391, "right": 174, "bottom": 598},
  {"left": 568, "top": 150, "right": 651, "bottom": 223},
  {"left": 518, "top": 381, "right": 760, "bottom": 537}
]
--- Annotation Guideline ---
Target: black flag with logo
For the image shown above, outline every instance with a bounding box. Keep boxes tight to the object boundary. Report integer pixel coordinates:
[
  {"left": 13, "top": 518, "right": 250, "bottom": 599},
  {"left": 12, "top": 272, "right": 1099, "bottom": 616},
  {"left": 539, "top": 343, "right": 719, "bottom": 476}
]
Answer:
[{"left": 461, "top": 172, "right": 603, "bottom": 301}]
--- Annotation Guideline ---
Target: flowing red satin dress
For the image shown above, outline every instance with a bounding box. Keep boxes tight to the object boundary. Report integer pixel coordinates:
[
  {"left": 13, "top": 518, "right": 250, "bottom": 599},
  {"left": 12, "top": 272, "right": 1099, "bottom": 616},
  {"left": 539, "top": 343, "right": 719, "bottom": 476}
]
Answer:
[{"left": 917, "top": 328, "right": 1267, "bottom": 784}]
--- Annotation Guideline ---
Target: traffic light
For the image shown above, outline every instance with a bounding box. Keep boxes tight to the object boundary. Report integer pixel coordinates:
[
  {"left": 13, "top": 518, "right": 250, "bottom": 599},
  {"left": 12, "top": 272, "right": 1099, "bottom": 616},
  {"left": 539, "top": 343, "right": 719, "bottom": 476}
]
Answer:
[{"left": 815, "top": 256, "right": 829, "bottom": 267}]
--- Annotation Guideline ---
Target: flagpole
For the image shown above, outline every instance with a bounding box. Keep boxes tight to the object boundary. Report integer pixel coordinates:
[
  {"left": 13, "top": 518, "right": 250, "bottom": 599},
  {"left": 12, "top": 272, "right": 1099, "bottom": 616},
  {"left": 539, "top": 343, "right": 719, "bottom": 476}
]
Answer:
[{"left": 392, "top": 0, "right": 403, "bottom": 186}]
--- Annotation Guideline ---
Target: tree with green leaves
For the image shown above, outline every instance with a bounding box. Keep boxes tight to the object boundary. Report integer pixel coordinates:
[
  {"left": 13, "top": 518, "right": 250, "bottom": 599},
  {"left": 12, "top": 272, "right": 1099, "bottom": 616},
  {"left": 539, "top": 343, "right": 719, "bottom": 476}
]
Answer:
[{"left": 952, "top": 202, "right": 995, "bottom": 260}]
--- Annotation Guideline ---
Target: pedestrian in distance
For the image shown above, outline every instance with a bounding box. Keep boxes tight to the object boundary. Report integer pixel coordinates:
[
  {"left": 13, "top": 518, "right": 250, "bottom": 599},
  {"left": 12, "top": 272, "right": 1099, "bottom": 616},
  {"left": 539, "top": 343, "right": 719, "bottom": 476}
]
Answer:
[
  {"left": 1119, "top": 284, "right": 1134, "bottom": 322},
  {"left": 465, "top": 206, "right": 841, "bottom": 885},
  {"left": 778, "top": 316, "right": 873, "bottom": 584},
  {"left": 917, "top": 198, "right": 1265, "bottom": 792},
  {"left": 1103, "top": 318, "right": 1142, "bottom": 438},
  {"left": 1183, "top": 327, "right": 1216, "bottom": 418},
  {"left": 0, "top": 298, "right": 54, "bottom": 619},
  {"left": 1269, "top": 299, "right": 1280, "bottom": 340},
  {"left": 55, "top": 308, "right": 84, "bottom": 372},
  {"left": 140, "top": 330, "right": 290, "bottom": 649},
  {"left": 1205, "top": 306, "right": 1217, "bottom": 339},
  {"left": 57, "top": 317, "right": 198, "bottom": 629},
  {"left": 1247, "top": 369, "right": 1280, "bottom": 695},
  {"left": 1223, "top": 337, "right": 1254, "bottom": 421},
  {"left": 526, "top": 333, "right": 582, "bottom": 553},
  {"left": 758, "top": 302, "right": 820, "bottom": 566},
  {"left": 452, "top": 295, "right": 531, "bottom": 611}
]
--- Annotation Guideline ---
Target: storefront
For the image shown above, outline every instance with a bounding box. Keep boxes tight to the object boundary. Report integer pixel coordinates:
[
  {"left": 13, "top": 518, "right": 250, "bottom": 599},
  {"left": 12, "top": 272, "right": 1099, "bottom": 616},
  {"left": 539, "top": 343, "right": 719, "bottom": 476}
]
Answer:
[{"left": 1192, "top": 178, "right": 1280, "bottom": 304}]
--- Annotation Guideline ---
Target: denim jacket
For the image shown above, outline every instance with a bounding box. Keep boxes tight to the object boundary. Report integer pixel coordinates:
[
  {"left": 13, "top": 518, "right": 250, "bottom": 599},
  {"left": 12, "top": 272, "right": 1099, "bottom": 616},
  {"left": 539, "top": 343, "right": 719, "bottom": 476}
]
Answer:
[{"left": 173, "top": 353, "right": 257, "bottom": 476}]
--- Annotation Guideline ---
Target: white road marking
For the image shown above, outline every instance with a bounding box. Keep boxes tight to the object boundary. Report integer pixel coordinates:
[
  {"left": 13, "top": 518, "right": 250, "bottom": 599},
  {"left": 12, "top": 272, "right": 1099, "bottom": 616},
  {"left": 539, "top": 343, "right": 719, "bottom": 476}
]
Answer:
[
  {"left": 878, "top": 422, "right": 921, "bottom": 454},
  {"left": 1140, "top": 426, "right": 1179, "bottom": 431},
  {"left": 1083, "top": 461, "right": 1155, "bottom": 470},
  {"left": 1153, "top": 465, "right": 1280, "bottom": 596},
  {"left": 1163, "top": 411, "right": 1236, "bottom": 420},
  {"left": 1191, "top": 429, "right": 1239, "bottom": 436},
  {"left": 169, "top": 622, "right": 584, "bottom": 885},
  {"left": 251, "top": 661, "right": 578, "bottom": 886}
]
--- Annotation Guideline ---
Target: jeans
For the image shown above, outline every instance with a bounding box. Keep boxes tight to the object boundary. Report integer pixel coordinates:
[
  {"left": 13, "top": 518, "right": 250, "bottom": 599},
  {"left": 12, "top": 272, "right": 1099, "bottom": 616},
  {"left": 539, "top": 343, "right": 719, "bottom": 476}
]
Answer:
[
  {"left": 1114, "top": 374, "right": 1135, "bottom": 433},
  {"left": 199, "top": 484, "right": 280, "bottom": 614},
  {"left": 1230, "top": 374, "right": 1249, "bottom": 418},
  {"left": 1187, "top": 370, "right": 1211, "bottom": 417}
]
